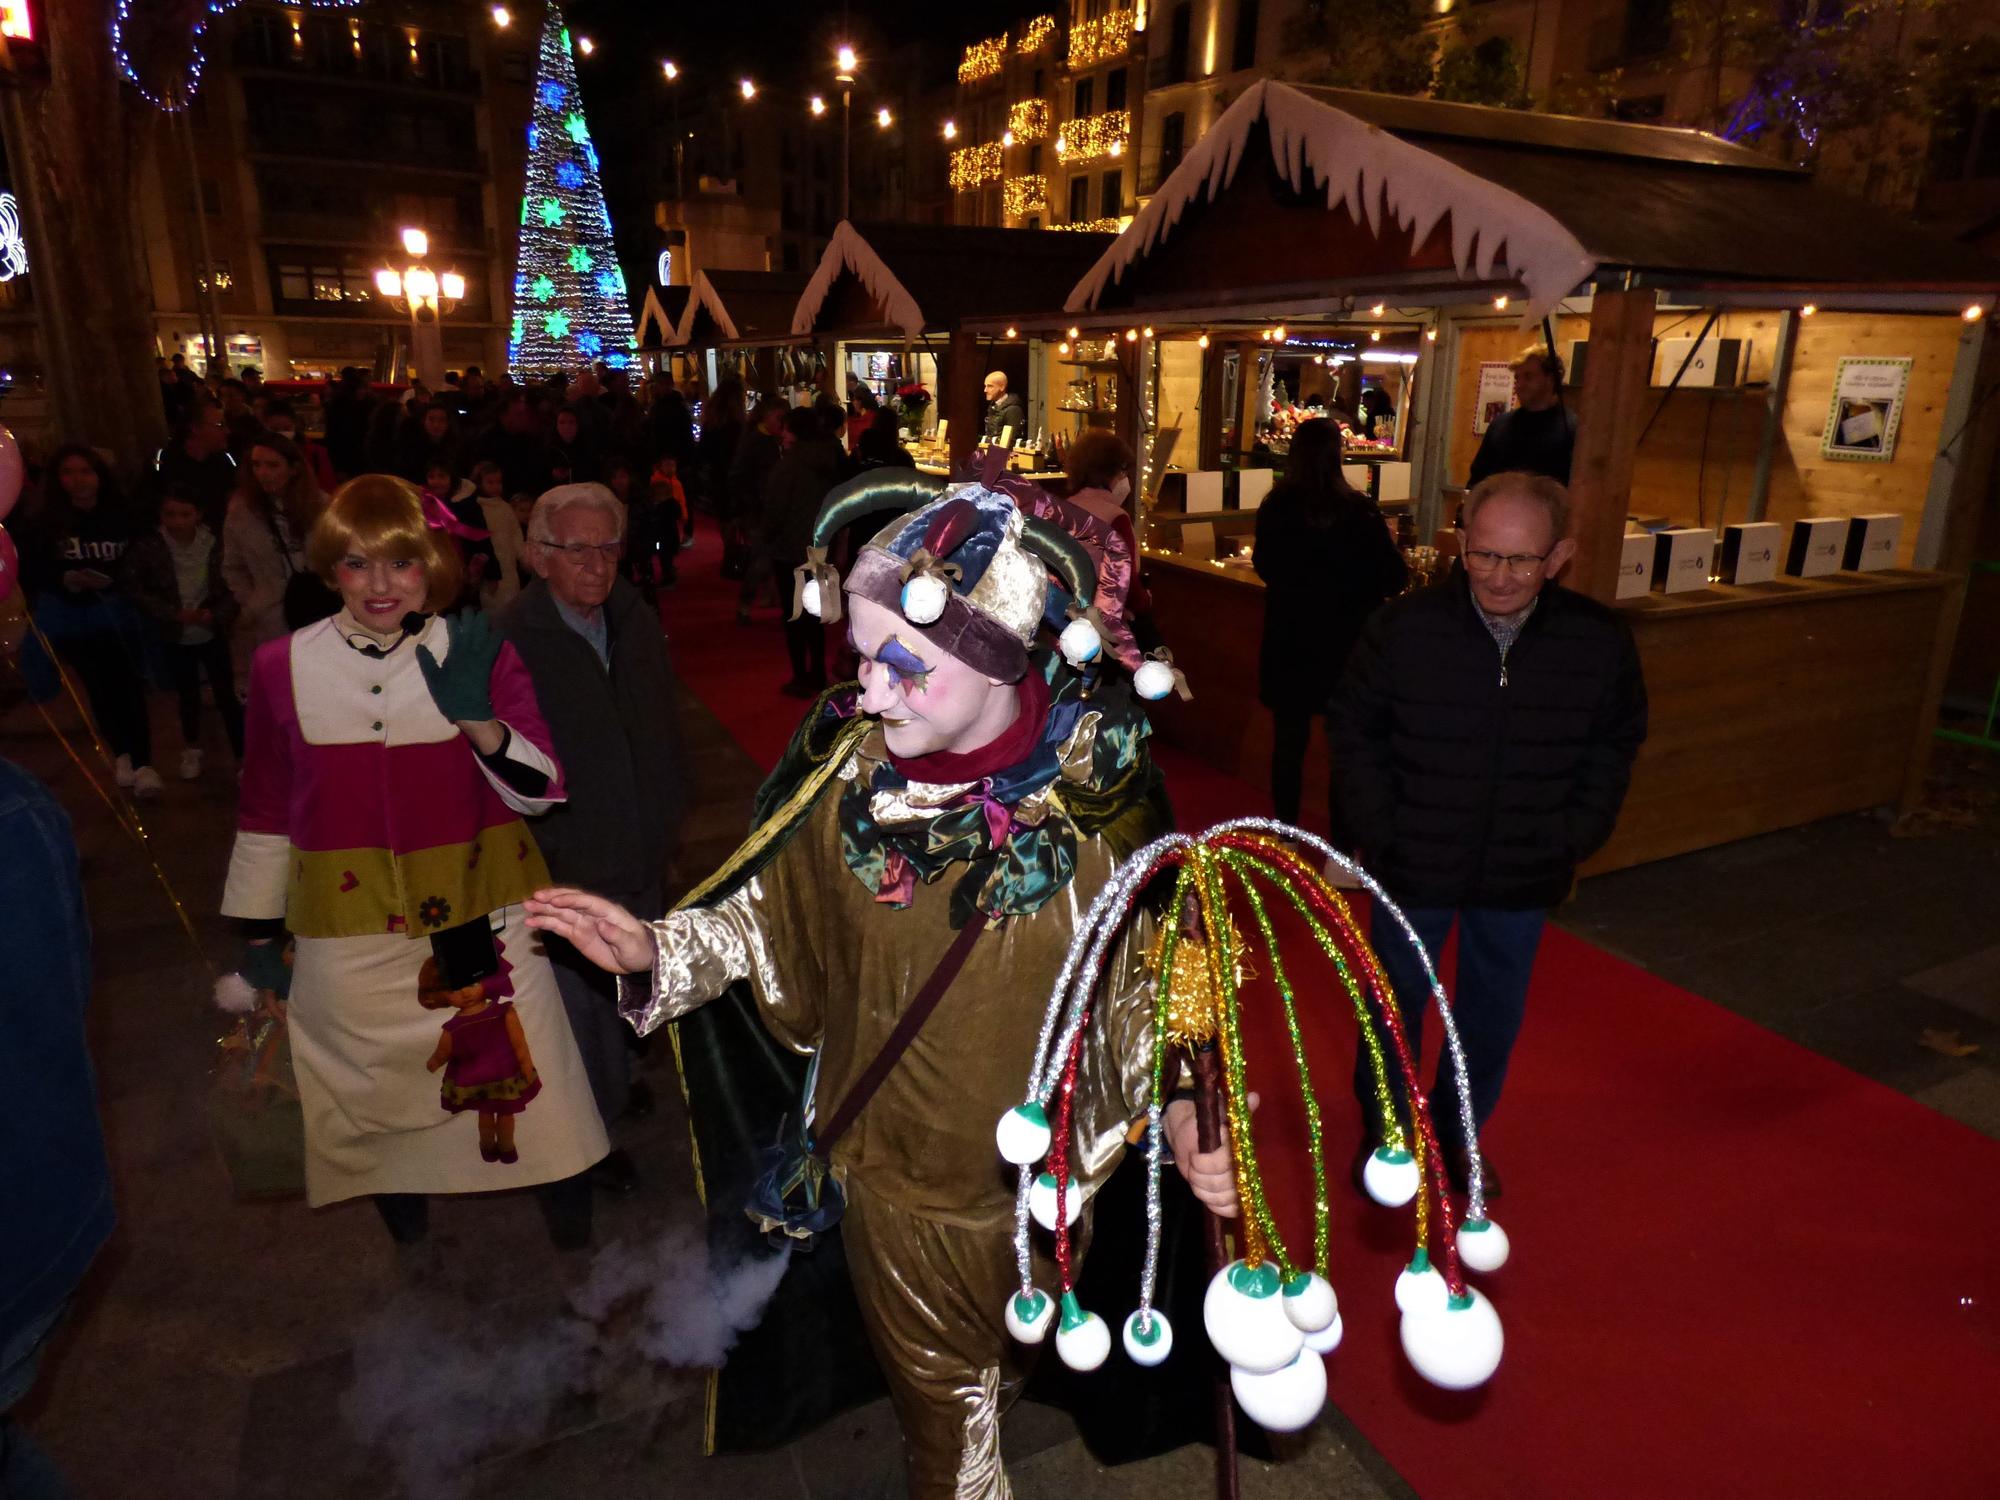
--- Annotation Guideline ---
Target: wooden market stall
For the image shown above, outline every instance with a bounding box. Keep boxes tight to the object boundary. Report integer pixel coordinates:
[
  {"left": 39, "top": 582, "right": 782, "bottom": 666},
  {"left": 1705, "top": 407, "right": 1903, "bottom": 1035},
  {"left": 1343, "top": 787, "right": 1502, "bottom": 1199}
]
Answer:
[
  {"left": 673, "top": 269, "right": 821, "bottom": 406},
  {"left": 634, "top": 284, "right": 692, "bottom": 381},
  {"left": 1064, "top": 80, "right": 2000, "bottom": 871},
  {"left": 790, "top": 221, "right": 1116, "bottom": 470}
]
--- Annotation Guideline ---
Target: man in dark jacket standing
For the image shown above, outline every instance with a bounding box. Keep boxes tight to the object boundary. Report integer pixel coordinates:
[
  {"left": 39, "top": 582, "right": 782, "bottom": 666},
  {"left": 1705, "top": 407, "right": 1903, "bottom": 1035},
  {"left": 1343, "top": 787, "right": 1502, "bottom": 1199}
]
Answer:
[
  {"left": 1332, "top": 471, "right": 1646, "bottom": 1193},
  {"left": 762, "top": 406, "right": 846, "bottom": 696},
  {"left": 1467, "top": 349, "right": 1577, "bottom": 486},
  {"left": 501, "top": 483, "right": 684, "bottom": 1194},
  {"left": 981, "top": 370, "right": 1026, "bottom": 446},
  {"left": 1, "top": 758, "right": 114, "bottom": 1495}
]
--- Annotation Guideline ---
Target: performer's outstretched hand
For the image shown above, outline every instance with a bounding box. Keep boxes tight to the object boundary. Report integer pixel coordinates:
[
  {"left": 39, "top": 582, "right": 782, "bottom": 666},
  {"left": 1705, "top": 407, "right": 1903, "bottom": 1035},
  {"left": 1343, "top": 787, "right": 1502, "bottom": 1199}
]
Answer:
[
  {"left": 524, "top": 888, "right": 657, "bottom": 974},
  {"left": 1165, "top": 1092, "right": 1258, "bottom": 1219}
]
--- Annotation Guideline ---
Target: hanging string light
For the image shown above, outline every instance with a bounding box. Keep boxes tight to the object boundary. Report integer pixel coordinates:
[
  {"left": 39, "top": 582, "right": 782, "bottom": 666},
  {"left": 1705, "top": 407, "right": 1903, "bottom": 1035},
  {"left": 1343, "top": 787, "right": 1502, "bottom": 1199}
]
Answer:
[{"left": 112, "top": 0, "right": 361, "bottom": 111}]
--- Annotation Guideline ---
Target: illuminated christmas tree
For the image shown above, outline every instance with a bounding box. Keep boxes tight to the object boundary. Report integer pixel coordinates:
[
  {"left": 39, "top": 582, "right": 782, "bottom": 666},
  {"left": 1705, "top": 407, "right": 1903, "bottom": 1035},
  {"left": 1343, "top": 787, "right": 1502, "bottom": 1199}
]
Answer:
[{"left": 509, "top": 3, "right": 632, "bottom": 377}]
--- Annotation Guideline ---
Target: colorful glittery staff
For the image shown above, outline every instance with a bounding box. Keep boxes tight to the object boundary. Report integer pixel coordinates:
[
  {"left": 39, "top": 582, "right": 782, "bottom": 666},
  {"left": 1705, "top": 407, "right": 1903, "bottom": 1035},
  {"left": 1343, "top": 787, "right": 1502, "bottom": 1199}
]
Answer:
[{"left": 996, "top": 819, "right": 1512, "bottom": 1439}]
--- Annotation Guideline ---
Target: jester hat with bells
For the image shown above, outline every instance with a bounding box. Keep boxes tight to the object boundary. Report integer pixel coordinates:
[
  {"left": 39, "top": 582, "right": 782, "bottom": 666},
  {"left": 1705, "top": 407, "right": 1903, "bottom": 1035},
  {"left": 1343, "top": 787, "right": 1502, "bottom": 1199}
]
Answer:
[{"left": 792, "top": 470, "right": 1186, "bottom": 700}]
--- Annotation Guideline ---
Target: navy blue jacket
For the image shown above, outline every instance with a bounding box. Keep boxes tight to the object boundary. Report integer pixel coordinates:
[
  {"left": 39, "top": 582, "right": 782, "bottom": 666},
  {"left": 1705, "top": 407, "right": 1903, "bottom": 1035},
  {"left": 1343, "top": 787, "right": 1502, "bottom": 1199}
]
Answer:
[
  {"left": 1331, "top": 571, "right": 1647, "bottom": 910},
  {"left": 0, "top": 759, "right": 114, "bottom": 1345}
]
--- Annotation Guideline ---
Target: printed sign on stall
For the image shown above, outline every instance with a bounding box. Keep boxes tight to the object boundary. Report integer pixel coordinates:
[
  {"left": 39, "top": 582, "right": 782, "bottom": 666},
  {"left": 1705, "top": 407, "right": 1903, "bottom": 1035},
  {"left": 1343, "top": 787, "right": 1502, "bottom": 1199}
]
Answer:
[
  {"left": 1472, "top": 362, "right": 1515, "bottom": 435},
  {"left": 1820, "top": 356, "right": 1912, "bottom": 463}
]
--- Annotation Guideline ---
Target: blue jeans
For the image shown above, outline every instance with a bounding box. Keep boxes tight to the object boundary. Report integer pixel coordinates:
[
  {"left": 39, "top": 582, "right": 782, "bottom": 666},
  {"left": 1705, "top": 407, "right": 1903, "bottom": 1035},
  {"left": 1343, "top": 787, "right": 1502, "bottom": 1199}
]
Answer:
[{"left": 1351, "top": 903, "right": 1546, "bottom": 1148}]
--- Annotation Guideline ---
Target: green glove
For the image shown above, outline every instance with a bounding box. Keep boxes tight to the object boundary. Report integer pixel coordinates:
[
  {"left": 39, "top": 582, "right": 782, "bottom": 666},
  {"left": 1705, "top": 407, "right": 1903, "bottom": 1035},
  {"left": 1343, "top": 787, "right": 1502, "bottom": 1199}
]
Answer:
[
  {"left": 416, "top": 610, "right": 499, "bottom": 724},
  {"left": 240, "top": 940, "right": 292, "bottom": 999}
]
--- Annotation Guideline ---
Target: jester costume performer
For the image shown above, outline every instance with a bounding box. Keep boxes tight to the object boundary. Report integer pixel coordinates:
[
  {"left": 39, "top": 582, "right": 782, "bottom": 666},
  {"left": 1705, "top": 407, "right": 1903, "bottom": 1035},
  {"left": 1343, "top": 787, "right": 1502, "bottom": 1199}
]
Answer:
[{"left": 531, "top": 472, "right": 1182, "bottom": 1497}]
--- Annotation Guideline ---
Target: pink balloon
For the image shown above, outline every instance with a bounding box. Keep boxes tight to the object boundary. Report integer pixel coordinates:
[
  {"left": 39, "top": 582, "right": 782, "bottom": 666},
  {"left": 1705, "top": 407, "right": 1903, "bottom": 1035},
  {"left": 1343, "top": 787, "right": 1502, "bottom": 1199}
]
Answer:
[
  {"left": 0, "top": 424, "right": 20, "bottom": 524},
  {"left": 0, "top": 523, "right": 17, "bottom": 607}
]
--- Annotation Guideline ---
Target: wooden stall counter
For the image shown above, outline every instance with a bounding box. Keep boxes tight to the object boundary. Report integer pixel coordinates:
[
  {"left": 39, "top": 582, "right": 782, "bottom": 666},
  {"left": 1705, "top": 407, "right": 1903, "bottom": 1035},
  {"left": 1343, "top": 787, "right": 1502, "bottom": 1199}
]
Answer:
[{"left": 1588, "top": 567, "right": 1959, "bottom": 874}]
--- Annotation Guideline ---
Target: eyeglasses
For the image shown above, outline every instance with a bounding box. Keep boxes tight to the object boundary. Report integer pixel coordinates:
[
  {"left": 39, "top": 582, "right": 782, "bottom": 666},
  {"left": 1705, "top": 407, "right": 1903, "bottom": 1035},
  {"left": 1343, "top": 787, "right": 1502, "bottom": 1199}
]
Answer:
[
  {"left": 1460, "top": 547, "right": 1552, "bottom": 576},
  {"left": 533, "top": 538, "right": 623, "bottom": 563}
]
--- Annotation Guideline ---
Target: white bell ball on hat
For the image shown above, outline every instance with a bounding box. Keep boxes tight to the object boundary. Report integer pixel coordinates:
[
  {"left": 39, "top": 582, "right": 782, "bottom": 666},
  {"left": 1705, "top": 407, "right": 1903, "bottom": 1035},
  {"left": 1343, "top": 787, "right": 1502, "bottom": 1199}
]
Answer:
[
  {"left": 1058, "top": 616, "right": 1102, "bottom": 667},
  {"left": 1203, "top": 1260, "right": 1304, "bottom": 1375},
  {"left": 1394, "top": 1254, "right": 1449, "bottom": 1316},
  {"left": 801, "top": 577, "right": 824, "bottom": 618},
  {"left": 1363, "top": 1145, "right": 1421, "bottom": 1208},
  {"left": 1134, "top": 658, "right": 1177, "bottom": 701},
  {"left": 1121, "top": 1308, "right": 1174, "bottom": 1367},
  {"left": 995, "top": 1101, "right": 1053, "bottom": 1166},
  {"left": 900, "top": 571, "right": 951, "bottom": 625},
  {"left": 1281, "top": 1271, "right": 1338, "bottom": 1335},
  {"left": 1301, "top": 1310, "right": 1344, "bottom": 1355},
  {"left": 1400, "top": 1287, "right": 1504, "bottom": 1391},
  {"left": 1456, "top": 1216, "right": 1511, "bottom": 1274},
  {"left": 1029, "top": 1171, "right": 1083, "bottom": 1231},
  {"left": 1230, "top": 1348, "right": 1328, "bottom": 1433},
  {"left": 1004, "top": 1287, "right": 1056, "bottom": 1344},
  {"left": 1055, "top": 1294, "right": 1111, "bottom": 1373}
]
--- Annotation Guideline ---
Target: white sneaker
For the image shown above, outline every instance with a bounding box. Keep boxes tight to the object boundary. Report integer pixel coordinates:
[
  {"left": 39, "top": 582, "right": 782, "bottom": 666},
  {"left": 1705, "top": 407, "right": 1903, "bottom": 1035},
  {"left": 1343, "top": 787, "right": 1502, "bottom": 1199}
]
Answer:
[
  {"left": 132, "top": 766, "right": 163, "bottom": 799},
  {"left": 114, "top": 754, "right": 136, "bottom": 788},
  {"left": 179, "top": 747, "right": 204, "bottom": 780}
]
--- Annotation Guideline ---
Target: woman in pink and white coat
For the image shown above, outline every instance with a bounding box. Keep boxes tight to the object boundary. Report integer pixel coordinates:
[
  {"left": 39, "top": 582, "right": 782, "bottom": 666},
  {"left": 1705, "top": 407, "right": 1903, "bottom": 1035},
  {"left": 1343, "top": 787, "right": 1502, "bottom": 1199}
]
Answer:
[{"left": 221, "top": 476, "right": 608, "bottom": 1248}]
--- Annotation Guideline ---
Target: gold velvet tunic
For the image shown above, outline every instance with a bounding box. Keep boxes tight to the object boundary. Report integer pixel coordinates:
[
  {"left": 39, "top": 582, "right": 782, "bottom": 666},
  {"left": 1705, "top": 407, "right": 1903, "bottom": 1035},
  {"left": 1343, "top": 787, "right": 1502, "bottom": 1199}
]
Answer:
[{"left": 623, "top": 721, "right": 1164, "bottom": 1497}]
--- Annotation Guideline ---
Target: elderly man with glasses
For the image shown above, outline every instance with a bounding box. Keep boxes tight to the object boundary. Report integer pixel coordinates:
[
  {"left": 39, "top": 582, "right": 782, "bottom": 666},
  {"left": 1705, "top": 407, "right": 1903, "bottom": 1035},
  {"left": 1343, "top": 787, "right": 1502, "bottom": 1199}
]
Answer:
[
  {"left": 498, "top": 483, "right": 684, "bottom": 1195},
  {"left": 1331, "top": 470, "right": 1647, "bottom": 1197}
]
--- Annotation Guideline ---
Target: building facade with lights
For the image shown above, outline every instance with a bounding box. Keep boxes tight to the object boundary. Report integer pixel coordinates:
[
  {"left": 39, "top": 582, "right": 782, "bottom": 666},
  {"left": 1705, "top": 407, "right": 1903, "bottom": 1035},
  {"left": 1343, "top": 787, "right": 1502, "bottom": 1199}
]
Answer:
[
  {"left": 950, "top": 3, "right": 1144, "bottom": 233},
  {"left": 131, "top": 1, "right": 534, "bottom": 382}
]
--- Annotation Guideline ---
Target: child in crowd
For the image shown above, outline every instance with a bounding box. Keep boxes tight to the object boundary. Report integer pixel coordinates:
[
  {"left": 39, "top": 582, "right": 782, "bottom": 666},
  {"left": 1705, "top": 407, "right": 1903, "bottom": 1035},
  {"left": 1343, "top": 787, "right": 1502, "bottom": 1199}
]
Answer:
[
  {"left": 617, "top": 455, "right": 676, "bottom": 604},
  {"left": 421, "top": 460, "right": 498, "bottom": 612},
  {"left": 467, "top": 461, "right": 526, "bottom": 610},
  {"left": 126, "top": 488, "right": 243, "bottom": 777}
]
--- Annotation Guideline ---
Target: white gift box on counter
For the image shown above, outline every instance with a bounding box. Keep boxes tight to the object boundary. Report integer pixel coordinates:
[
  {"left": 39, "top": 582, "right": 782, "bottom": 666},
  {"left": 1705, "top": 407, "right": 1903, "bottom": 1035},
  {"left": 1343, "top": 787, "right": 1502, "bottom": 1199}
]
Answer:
[
  {"left": 1786, "top": 516, "right": 1849, "bottom": 577},
  {"left": 1720, "top": 522, "right": 1783, "bottom": 585},
  {"left": 1652, "top": 528, "right": 1715, "bottom": 594},
  {"left": 1842, "top": 513, "right": 1903, "bottom": 571},
  {"left": 1615, "top": 532, "right": 1654, "bottom": 599},
  {"left": 1237, "top": 468, "right": 1275, "bottom": 511}
]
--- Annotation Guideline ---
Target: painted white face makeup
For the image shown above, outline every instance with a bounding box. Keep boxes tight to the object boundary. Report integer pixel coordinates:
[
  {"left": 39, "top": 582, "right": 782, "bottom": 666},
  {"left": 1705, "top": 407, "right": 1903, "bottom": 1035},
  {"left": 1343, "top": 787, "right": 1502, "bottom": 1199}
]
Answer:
[{"left": 847, "top": 595, "right": 1019, "bottom": 761}]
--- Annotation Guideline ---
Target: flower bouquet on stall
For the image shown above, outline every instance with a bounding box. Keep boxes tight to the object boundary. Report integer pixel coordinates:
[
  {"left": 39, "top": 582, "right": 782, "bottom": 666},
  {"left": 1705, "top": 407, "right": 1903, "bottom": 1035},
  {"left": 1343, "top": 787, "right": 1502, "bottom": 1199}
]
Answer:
[{"left": 895, "top": 382, "right": 932, "bottom": 437}]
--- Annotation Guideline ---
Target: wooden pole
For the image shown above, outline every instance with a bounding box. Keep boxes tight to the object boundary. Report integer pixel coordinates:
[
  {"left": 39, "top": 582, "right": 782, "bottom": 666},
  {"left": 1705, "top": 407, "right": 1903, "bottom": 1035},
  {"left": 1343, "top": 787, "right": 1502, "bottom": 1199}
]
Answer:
[
  {"left": 944, "top": 327, "right": 982, "bottom": 470},
  {"left": 1566, "top": 287, "right": 1658, "bottom": 602}
]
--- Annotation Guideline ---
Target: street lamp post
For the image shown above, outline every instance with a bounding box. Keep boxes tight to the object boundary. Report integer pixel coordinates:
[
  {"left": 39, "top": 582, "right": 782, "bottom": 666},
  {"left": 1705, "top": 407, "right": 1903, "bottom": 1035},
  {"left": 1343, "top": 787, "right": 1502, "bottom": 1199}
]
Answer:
[
  {"left": 662, "top": 60, "right": 683, "bottom": 200},
  {"left": 835, "top": 46, "right": 856, "bottom": 221},
  {"left": 376, "top": 228, "right": 465, "bottom": 390}
]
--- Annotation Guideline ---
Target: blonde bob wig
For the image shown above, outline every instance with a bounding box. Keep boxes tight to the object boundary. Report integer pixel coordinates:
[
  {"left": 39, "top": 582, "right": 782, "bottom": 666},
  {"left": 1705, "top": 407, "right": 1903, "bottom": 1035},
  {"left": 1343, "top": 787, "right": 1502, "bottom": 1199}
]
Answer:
[{"left": 307, "top": 474, "right": 463, "bottom": 612}]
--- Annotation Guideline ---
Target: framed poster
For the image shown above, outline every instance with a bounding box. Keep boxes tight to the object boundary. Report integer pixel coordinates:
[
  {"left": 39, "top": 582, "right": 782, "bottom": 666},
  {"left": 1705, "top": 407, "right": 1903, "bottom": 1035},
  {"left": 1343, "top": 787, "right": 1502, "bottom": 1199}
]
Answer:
[
  {"left": 1820, "top": 357, "right": 1912, "bottom": 462},
  {"left": 1472, "top": 362, "right": 1515, "bottom": 435}
]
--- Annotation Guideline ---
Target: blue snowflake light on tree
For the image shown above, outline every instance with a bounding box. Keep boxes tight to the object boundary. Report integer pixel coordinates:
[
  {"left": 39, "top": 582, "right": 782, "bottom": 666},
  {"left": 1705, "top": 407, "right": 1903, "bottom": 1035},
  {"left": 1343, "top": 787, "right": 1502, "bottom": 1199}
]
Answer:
[{"left": 507, "top": 2, "right": 635, "bottom": 379}]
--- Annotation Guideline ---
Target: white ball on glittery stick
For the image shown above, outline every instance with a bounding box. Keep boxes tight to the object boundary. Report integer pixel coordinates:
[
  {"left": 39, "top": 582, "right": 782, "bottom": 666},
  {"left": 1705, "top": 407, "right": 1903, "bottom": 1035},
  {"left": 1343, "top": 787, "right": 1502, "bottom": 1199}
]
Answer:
[
  {"left": 1400, "top": 1287, "right": 1504, "bottom": 1391},
  {"left": 1203, "top": 1260, "right": 1304, "bottom": 1375},
  {"left": 1004, "top": 1287, "right": 1056, "bottom": 1344},
  {"left": 1230, "top": 1348, "right": 1328, "bottom": 1433},
  {"left": 1280, "top": 1271, "right": 1338, "bottom": 1335},
  {"left": 1363, "top": 1145, "right": 1420, "bottom": 1207},
  {"left": 1058, "top": 616, "right": 1102, "bottom": 667},
  {"left": 1134, "top": 658, "right": 1177, "bottom": 701},
  {"left": 1301, "top": 1310, "right": 1344, "bottom": 1354},
  {"left": 1456, "top": 1216, "right": 1511, "bottom": 1273},
  {"left": 1122, "top": 1308, "right": 1174, "bottom": 1367},
  {"left": 900, "top": 571, "right": 950, "bottom": 625},
  {"left": 1394, "top": 1252, "right": 1449, "bottom": 1315},
  {"left": 1055, "top": 1294, "right": 1111, "bottom": 1372},
  {"left": 1028, "top": 1171, "right": 1083, "bottom": 1231},
  {"left": 995, "top": 1102, "right": 1053, "bottom": 1165},
  {"left": 801, "top": 577, "right": 823, "bottom": 618}
]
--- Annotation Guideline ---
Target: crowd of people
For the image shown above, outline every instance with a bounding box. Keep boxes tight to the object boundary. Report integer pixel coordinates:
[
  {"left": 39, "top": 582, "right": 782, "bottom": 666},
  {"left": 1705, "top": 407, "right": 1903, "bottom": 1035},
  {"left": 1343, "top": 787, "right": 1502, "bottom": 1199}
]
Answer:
[{"left": 4, "top": 344, "right": 1644, "bottom": 1500}]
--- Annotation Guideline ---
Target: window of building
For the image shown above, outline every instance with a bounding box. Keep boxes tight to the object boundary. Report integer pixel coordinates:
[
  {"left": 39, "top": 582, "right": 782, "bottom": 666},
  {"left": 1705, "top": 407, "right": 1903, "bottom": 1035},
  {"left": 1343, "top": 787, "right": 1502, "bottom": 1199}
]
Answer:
[
  {"left": 1027, "top": 215, "right": 1041, "bottom": 231},
  {"left": 1028, "top": 143, "right": 1043, "bottom": 173},
  {"left": 1232, "top": 0, "right": 1260, "bottom": 71},
  {"left": 1622, "top": 0, "right": 1673, "bottom": 59},
  {"left": 278, "top": 265, "right": 311, "bottom": 302},
  {"left": 1101, "top": 169, "right": 1123, "bottom": 218},
  {"left": 1033, "top": 68, "right": 1045, "bottom": 96},
  {"left": 1106, "top": 66, "right": 1127, "bottom": 112},
  {"left": 1167, "top": 3, "right": 1192, "bottom": 85},
  {"left": 1073, "top": 76, "right": 1094, "bottom": 116},
  {"left": 1611, "top": 93, "right": 1667, "bottom": 122},
  {"left": 1069, "top": 175, "right": 1091, "bottom": 222},
  {"left": 1159, "top": 111, "right": 1186, "bottom": 177},
  {"left": 500, "top": 50, "right": 531, "bottom": 83}
]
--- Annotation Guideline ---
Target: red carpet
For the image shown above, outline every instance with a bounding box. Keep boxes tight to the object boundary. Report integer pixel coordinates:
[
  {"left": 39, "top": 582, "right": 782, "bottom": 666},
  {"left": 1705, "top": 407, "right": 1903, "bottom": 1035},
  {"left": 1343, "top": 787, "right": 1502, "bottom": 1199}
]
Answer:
[{"left": 660, "top": 522, "right": 1998, "bottom": 1497}]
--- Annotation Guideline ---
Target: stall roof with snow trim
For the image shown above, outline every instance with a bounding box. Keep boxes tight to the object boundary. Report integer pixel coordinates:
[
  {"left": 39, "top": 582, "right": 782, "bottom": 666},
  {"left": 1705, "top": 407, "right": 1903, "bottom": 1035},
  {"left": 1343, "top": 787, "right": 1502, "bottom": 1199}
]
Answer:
[
  {"left": 1068, "top": 81, "right": 2000, "bottom": 323},
  {"left": 636, "top": 285, "right": 691, "bottom": 351},
  {"left": 793, "top": 221, "right": 1119, "bottom": 340},
  {"left": 676, "top": 269, "right": 813, "bottom": 348}
]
